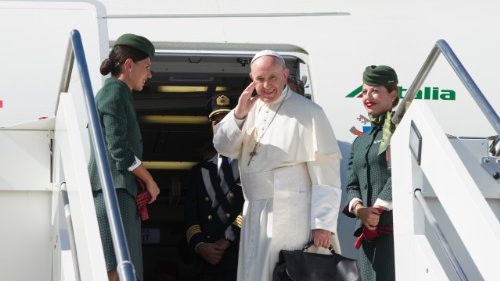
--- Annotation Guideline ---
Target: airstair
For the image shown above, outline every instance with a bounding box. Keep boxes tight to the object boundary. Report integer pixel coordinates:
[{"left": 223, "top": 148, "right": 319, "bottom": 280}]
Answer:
[
  {"left": 51, "top": 31, "right": 139, "bottom": 281},
  {"left": 0, "top": 30, "right": 136, "bottom": 280},
  {"left": 391, "top": 40, "right": 500, "bottom": 281},
  {"left": 0, "top": 2, "right": 111, "bottom": 280}
]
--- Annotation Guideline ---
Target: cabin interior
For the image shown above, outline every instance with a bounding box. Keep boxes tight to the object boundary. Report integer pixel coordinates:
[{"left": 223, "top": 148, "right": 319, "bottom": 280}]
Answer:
[{"left": 131, "top": 51, "right": 307, "bottom": 280}]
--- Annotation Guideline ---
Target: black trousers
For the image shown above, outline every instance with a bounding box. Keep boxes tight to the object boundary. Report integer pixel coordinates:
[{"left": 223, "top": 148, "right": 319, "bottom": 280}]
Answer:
[{"left": 202, "top": 268, "right": 237, "bottom": 281}]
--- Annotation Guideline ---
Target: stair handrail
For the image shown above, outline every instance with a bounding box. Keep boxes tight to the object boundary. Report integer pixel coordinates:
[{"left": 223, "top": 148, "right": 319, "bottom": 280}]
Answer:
[
  {"left": 392, "top": 39, "right": 499, "bottom": 280},
  {"left": 59, "top": 29, "right": 136, "bottom": 281},
  {"left": 392, "top": 39, "right": 499, "bottom": 135},
  {"left": 414, "top": 188, "right": 468, "bottom": 281},
  {"left": 60, "top": 183, "right": 82, "bottom": 281}
]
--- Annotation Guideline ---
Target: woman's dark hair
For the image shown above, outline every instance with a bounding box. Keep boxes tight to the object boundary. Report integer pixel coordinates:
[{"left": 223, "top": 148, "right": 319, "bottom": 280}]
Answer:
[
  {"left": 384, "top": 83, "right": 400, "bottom": 108},
  {"left": 99, "top": 45, "right": 149, "bottom": 76}
]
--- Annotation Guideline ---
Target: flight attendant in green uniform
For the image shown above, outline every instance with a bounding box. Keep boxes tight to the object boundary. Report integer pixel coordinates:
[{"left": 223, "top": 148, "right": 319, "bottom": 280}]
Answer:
[
  {"left": 343, "top": 65, "right": 399, "bottom": 281},
  {"left": 88, "top": 33, "right": 160, "bottom": 281}
]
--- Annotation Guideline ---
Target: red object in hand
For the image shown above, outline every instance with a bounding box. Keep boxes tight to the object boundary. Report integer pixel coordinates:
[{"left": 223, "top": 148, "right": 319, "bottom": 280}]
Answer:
[
  {"left": 354, "top": 225, "right": 393, "bottom": 249},
  {"left": 354, "top": 207, "right": 391, "bottom": 249},
  {"left": 136, "top": 179, "right": 152, "bottom": 221}
]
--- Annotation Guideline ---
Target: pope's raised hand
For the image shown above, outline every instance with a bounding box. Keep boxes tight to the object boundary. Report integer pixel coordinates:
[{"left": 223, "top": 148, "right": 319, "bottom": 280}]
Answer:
[{"left": 234, "top": 82, "right": 258, "bottom": 119}]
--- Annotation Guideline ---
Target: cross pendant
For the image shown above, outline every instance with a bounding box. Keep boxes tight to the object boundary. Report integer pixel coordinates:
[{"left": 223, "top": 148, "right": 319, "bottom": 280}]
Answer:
[{"left": 247, "top": 149, "right": 257, "bottom": 166}]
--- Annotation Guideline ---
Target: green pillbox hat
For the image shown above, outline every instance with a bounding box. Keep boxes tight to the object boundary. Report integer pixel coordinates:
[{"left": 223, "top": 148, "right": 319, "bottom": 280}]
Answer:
[
  {"left": 363, "top": 65, "right": 398, "bottom": 86},
  {"left": 114, "top": 33, "right": 155, "bottom": 58}
]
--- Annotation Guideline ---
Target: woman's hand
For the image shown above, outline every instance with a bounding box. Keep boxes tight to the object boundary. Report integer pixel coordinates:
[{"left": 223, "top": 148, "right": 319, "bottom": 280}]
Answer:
[
  {"left": 145, "top": 180, "right": 160, "bottom": 203},
  {"left": 356, "top": 206, "right": 382, "bottom": 230},
  {"left": 132, "top": 164, "right": 160, "bottom": 203}
]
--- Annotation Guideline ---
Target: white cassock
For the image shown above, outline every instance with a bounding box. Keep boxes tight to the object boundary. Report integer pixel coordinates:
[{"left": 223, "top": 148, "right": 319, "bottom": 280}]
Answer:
[{"left": 213, "top": 87, "right": 342, "bottom": 281}]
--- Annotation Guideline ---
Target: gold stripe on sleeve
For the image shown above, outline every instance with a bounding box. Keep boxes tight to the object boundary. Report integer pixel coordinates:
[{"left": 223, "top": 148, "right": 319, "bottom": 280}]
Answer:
[
  {"left": 232, "top": 215, "right": 243, "bottom": 228},
  {"left": 186, "top": 225, "right": 202, "bottom": 242}
]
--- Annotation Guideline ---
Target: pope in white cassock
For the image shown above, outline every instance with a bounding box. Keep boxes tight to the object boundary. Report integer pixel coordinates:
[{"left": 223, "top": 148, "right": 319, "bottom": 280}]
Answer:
[{"left": 213, "top": 50, "right": 342, "bottom": 281}]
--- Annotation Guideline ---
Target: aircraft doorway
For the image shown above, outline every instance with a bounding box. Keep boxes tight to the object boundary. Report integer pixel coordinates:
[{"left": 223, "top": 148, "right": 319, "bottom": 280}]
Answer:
[{"left": 133, "top": 48, "right": 309, "bottom": 280}]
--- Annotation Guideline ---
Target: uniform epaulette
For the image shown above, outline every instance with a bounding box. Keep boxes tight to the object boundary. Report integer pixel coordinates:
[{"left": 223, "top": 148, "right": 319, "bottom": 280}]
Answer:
[
  {"left": 186, "top": 224, "right": 202, "bottom": 242},
  {"left": 232, "top": 215, "right": 243, "bottom": 228}
]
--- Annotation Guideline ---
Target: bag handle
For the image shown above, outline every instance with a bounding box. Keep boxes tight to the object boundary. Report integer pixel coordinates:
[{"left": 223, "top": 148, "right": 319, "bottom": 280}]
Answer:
[{"left": 302, "top": 241, "right": 336, "bottom": 255}]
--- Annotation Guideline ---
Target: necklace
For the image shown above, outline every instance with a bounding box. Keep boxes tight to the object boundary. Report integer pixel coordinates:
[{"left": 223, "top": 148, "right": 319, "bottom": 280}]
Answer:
[{"left": 247, "top": 88, "right": 289, "bottom": 166}]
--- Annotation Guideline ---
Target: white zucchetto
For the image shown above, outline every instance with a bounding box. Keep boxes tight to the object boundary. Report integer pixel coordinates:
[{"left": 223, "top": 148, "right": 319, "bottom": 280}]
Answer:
[{"left": 251, "top": 49, "right": 285, "bottom": 66}]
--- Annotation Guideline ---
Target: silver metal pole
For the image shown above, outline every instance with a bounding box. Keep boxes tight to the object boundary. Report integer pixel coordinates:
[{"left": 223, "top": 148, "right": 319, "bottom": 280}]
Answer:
[
  {"left": 70, "top": 30, "right": 136, "bottom": 281},
  {"left": 61, "top": 183, "right": 82, "bottom": 281},
  {"left": 414, "top": 189, "right": 468, "bottom": 281},
  {"left": 392, "top": 39, "right": 499, "bottom": 135},
  {"left": 55, "top": 40, "right": 74, "bottom": 115},
  {"left": 436, "top": 40, "right": 499, "bottom": 134},
  {"left": 392, "top": 46, "right": 440, "bottom": 124}
]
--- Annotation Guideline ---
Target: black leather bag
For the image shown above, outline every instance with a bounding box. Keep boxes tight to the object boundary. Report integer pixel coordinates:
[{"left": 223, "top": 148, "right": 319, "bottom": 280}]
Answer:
[{"left": 273, "top": 242, "right": 361, "bottom": 281}]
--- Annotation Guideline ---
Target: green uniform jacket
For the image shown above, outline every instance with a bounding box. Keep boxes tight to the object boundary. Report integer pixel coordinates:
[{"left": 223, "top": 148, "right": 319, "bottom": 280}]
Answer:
[
  {"left": 344, "top": 125, "right": 392, "bottom": 225},
  {"left": 88, "top": 77, "right": 142, "bottom": 196},
  {"left": 343, "top": 125, "right": 395, "bottom": 281}
]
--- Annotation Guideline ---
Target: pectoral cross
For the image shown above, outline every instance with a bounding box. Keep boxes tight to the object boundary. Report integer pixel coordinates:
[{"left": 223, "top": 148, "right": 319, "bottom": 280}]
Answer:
[
  {"left": 247, "top": 144, "right": 259, "bottom": 166},
  {"left": 246, "top": 88, "right": 289, "bottom": 166}
]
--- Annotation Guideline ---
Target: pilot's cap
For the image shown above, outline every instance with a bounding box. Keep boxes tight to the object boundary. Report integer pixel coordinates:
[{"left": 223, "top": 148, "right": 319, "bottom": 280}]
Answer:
[
  {"left": 114, "top": 33, "right": 155, "bottom": 58},
  {"left": 208, "top": 94, "right": 234, "bottom": 121},
  {"left": 363, "top": 65, "right": 398, "bottom": 86}
]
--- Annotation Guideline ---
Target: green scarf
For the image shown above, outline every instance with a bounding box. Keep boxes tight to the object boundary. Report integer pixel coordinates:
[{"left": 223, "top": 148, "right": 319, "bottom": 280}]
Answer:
[{"left": 370, "top": 111, "right": 396, "bottom": 155}]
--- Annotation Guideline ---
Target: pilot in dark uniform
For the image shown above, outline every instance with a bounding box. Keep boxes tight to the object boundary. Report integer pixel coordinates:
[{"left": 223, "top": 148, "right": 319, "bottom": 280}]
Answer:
[{"left": 185, "top": 94, "right": 244, "bottom": 281}]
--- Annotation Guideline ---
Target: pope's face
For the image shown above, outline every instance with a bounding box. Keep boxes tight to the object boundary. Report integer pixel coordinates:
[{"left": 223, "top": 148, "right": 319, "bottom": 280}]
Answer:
[{"left": 250, "top": 56, "right": 289, "bottom": 103}]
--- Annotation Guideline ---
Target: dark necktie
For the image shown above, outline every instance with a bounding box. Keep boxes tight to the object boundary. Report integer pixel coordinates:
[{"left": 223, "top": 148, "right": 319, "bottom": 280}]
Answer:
[{"left": 220, "top": 156, "right": 236, "bottom": 186}]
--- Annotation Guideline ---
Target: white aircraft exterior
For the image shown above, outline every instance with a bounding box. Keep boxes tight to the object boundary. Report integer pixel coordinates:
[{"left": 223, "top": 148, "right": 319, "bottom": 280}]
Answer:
[{"left": 0, "top": 0, "right": 498, "bottom": 280}]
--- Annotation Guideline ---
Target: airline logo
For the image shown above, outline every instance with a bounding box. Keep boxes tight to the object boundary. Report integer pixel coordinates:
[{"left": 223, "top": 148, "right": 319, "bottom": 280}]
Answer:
[{"left": 346, "top": 86, "right": 456, "bottom": 100}]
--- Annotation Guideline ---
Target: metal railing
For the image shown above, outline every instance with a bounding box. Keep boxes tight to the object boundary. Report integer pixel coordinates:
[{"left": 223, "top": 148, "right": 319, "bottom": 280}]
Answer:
[
  {"left": 392, "top": 40, "right": 499, "bottom": 280},
  {"left": 60, "top": 183, "right": 81, "bottom": 281},
  {"left": 392, "top": 39, "right": 499, "bottom": 135},
  {"left": 414, "top": 189, "right": 468, "bottom": 281},
  {"left": 59, "top": 30, "right": 136, "bottom": 281},
  {"left": 393, "top": 40, "right": 500, "bottom": 280}
]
